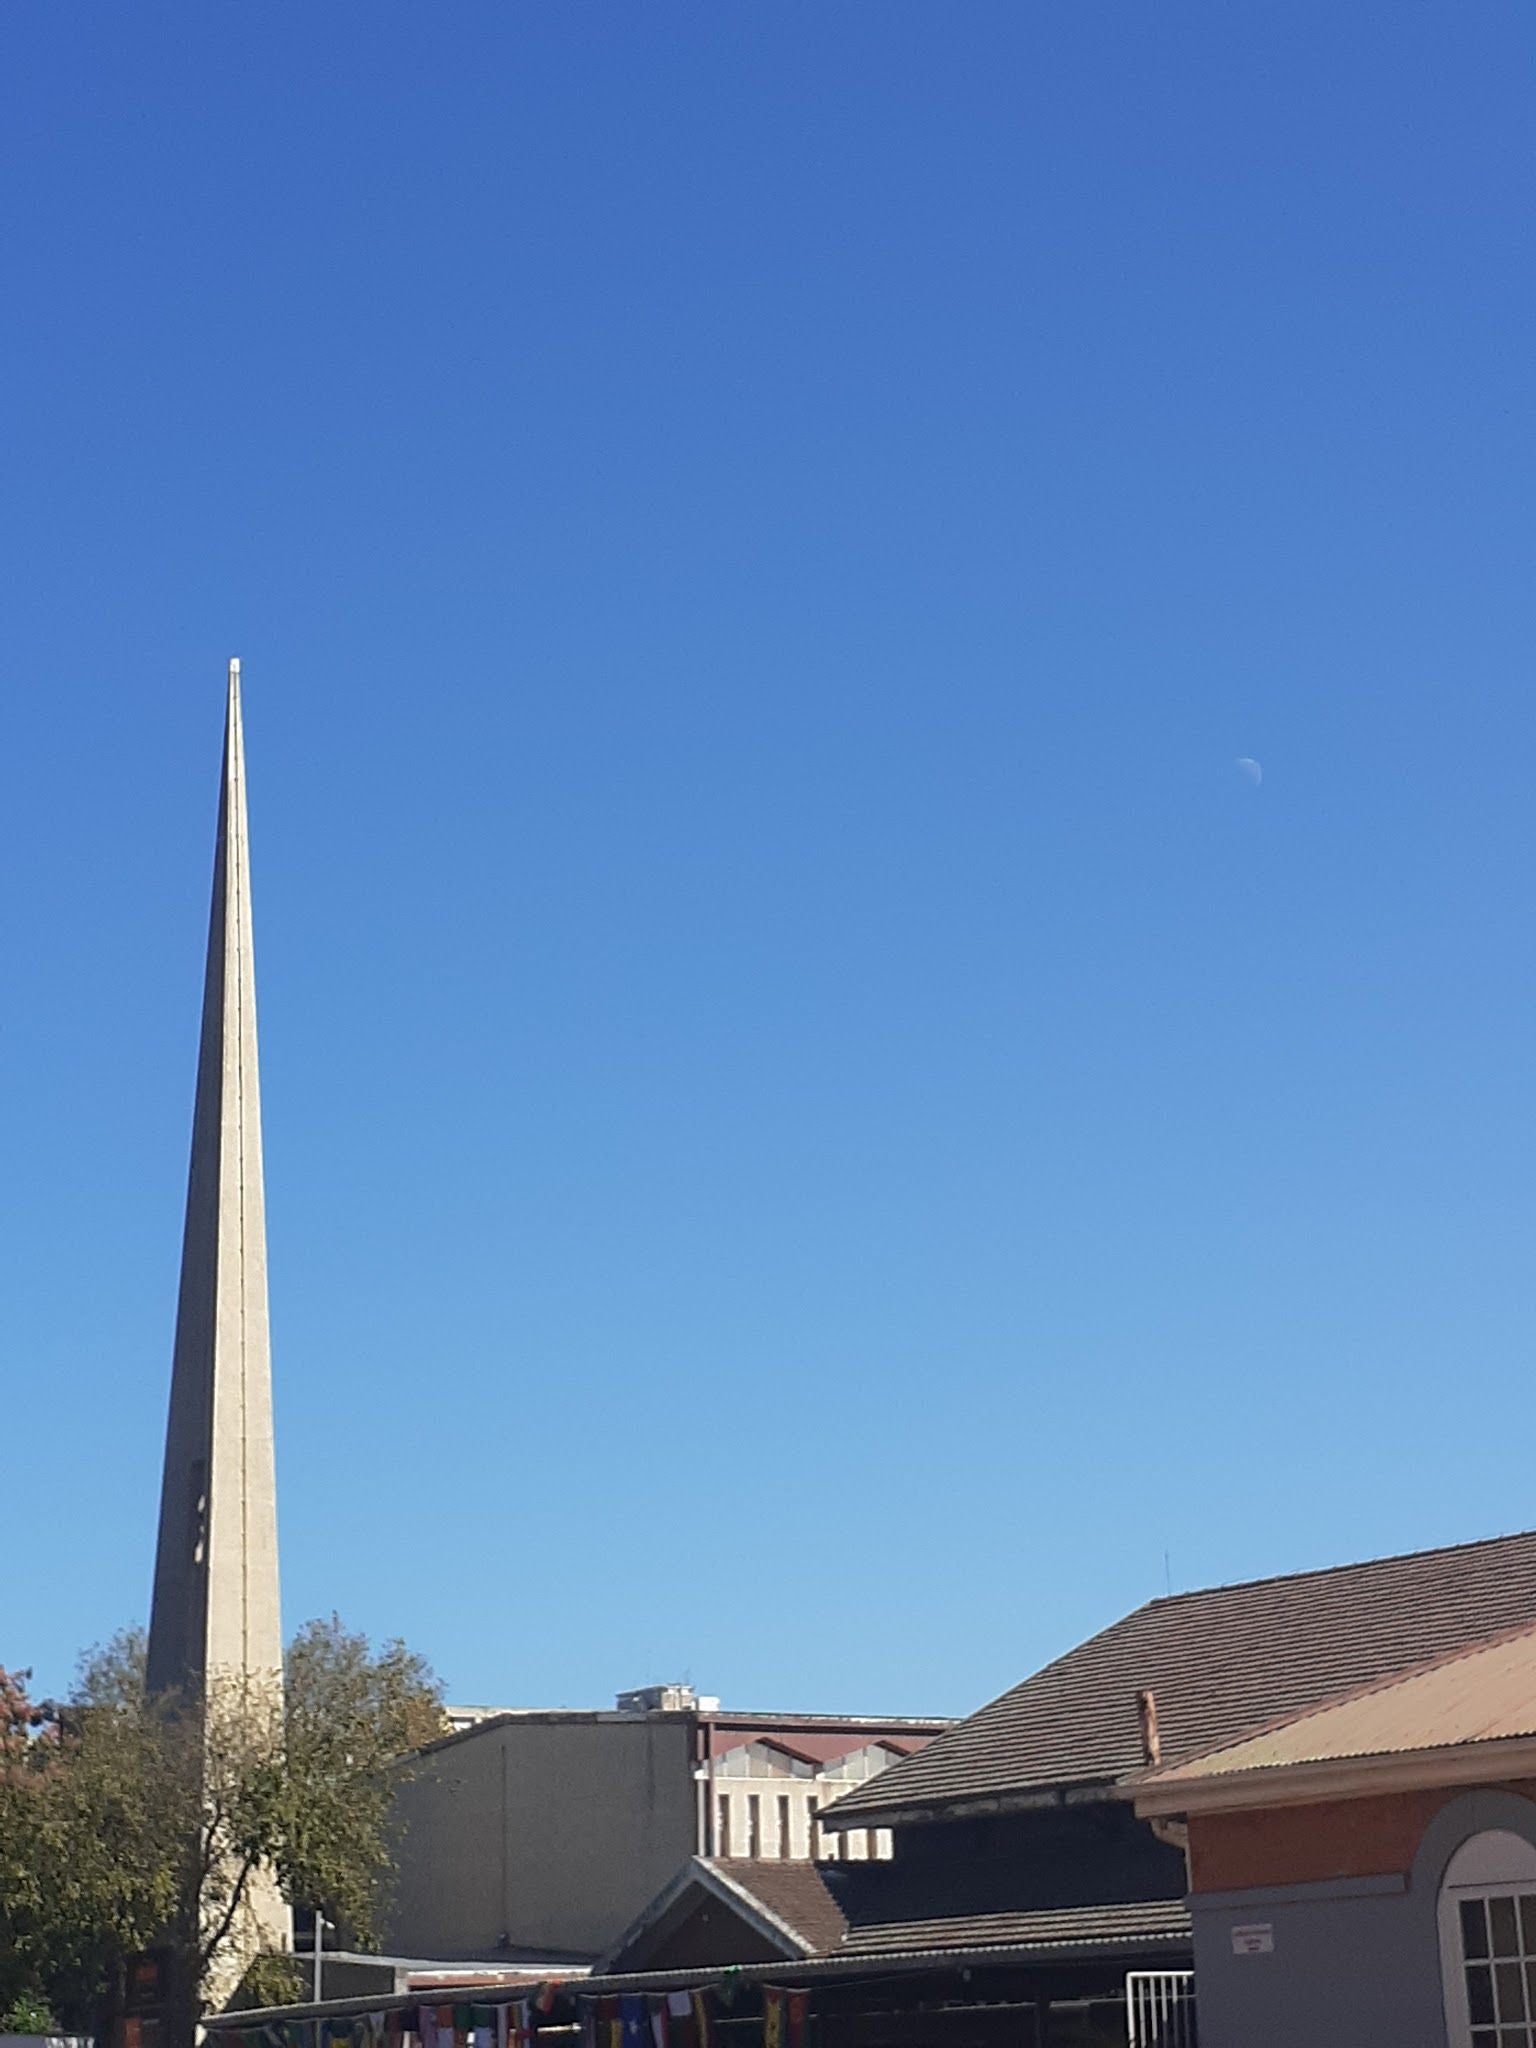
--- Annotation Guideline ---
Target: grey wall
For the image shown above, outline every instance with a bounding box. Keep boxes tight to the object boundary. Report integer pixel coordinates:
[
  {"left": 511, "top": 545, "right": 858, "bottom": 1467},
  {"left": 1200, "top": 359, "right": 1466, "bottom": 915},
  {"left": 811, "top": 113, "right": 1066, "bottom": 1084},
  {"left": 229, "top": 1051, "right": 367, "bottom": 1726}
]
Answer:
[
  {"left": 386, "top": 1717, "right": 698, "bottom": 1960},
  {"left": 1189, "top": 1788, "right": 1536, "bottom": 2048}
]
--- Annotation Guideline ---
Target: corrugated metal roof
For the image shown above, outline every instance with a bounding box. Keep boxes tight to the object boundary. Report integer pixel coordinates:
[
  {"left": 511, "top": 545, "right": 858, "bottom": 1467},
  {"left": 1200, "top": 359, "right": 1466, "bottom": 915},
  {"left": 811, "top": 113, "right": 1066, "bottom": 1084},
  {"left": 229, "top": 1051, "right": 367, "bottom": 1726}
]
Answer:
[
  {"left": 1146, "top": 1620, "right": 1536, "bottom": 1783},
  {"left": 827, "top": 1529, "right": 1536, "bottom": 1823}
]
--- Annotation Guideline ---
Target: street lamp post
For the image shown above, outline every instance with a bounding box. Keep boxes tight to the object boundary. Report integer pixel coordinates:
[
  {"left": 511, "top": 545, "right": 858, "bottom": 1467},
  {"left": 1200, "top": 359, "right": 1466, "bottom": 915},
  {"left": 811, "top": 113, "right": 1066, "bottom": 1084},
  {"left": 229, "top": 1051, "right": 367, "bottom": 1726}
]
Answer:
[{"left": 311, "top": 1915, "right": 333, "bottom": 2048}]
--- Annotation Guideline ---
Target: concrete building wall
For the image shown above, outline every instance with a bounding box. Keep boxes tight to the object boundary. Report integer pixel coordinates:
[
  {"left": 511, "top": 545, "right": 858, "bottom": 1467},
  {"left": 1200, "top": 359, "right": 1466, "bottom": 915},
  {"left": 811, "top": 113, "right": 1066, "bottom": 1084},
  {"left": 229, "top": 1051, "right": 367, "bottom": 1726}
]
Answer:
[
  {"left": 1187, "top": 1788, "right": 1536, "bottom": 2048},
  {"left": 387, "top": 1717, "right": 698, "bottom": 1960}
]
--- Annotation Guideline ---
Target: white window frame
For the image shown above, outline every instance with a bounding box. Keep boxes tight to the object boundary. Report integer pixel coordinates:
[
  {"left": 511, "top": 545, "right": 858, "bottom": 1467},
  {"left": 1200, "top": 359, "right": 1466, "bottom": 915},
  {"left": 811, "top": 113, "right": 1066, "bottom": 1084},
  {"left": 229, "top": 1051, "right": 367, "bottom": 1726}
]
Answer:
[{"left": 1438, "top": 1829, "right": 1536, "bottom": 2048}]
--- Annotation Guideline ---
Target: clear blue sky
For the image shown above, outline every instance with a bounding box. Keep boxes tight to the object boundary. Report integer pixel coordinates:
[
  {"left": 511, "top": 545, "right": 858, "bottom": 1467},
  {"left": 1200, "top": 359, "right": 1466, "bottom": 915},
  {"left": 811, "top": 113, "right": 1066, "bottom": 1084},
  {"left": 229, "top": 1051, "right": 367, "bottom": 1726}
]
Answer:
[{"left": 4, "top": 5, "right": 1534, "bottom": 1714}]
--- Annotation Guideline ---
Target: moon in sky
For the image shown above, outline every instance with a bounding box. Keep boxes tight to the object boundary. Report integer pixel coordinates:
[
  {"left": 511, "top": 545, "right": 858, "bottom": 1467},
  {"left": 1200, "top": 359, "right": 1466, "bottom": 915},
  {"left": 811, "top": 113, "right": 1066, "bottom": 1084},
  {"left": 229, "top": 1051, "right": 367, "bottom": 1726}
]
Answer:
[{"left": 1235, "top": 757, "right": 1263, "bottom": 786}]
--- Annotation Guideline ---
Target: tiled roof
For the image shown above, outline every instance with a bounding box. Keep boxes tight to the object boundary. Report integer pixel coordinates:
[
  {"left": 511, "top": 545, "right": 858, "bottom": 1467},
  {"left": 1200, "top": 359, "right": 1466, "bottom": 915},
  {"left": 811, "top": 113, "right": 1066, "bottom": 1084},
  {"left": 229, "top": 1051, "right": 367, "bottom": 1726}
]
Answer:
[
  {"left": 652, "top": 1865, "right": 1186, "bottom": 1965},
  {"left": 837, "top": 1899, "right": 1190, "bottom": 1959},
  {"left": 827, "top": 1529, "right": 1536, "bottom": 1822},
  {"left": 705, "top": 1861, "right": 849, "bottom": 1954},
  {"left": 1144, "top": 1620, "right": 1536, "bottom": 1787}
]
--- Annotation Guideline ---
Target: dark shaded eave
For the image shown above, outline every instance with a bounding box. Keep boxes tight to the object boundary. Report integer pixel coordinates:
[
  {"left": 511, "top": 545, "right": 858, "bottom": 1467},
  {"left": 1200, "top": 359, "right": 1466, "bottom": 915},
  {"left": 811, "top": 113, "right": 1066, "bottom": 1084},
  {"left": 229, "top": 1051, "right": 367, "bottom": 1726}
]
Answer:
[{"left": 819, "top": 1776, "right": 1124, "bottom": 1833}]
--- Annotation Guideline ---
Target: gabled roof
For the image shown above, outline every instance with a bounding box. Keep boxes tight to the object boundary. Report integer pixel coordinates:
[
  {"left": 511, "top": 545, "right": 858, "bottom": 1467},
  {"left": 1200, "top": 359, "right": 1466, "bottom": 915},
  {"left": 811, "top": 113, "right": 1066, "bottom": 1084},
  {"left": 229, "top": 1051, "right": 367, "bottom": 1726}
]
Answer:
[
  {"left": 712, "top": 1861, "right": 851, "bottom": 1954},
  {"left": 825, "top": 1529, "right": 1536, "bottom": 1826},
  {"left": 600, "top": 1859, "right": 848, "bottom": 1972},
  {"left": 1136, "top": 1619, "right": 1536, "bottom": 1813},
  {"left": 594, "top": 1859, "right": 1184, "bottom": 1980}
]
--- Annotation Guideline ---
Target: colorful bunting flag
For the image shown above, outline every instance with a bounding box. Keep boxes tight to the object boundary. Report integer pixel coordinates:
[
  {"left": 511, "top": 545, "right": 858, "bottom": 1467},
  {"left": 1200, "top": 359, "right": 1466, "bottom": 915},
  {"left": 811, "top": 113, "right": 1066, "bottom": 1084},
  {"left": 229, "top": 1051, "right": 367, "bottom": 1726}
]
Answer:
[
  {"left": 620, "top": 1994, "right": 648, "bottom": 2048},
  {"left": 761, "top": 1985, "right": 810, "bottom": 2048}
]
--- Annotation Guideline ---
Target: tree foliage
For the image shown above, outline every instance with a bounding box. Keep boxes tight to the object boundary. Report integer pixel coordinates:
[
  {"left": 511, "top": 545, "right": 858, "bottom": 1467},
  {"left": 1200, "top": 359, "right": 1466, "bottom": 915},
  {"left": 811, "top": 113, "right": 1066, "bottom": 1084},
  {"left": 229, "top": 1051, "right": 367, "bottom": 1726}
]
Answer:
[
  {"left": 0, "top": 1621, "right": 445, "bottom": 2040},
  {"left": 1, "top": 1653, "right": 188, "bottom": 2023},
  {"left": 280, "top": 1616, "right": 447, "bottom": 1950},
  {"left": 1, "top": 1991, "right": 62, "bottom": 2034}
]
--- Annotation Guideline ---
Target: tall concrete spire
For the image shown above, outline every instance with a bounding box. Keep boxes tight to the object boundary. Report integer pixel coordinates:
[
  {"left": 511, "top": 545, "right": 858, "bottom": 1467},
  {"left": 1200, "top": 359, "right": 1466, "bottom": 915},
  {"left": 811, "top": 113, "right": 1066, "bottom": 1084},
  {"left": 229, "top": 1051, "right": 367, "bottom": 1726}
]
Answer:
[{"left": 147, "top": 660, "right": 283, "bottom": 1702}]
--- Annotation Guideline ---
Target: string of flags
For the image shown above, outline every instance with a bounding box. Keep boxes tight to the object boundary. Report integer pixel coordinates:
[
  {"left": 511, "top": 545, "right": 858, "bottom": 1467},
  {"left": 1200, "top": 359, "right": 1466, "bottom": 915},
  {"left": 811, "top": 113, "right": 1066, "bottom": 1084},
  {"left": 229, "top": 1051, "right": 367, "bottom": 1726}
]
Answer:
[{"left": 229, "top": 1982, "right": 810, "bottom": 2048}]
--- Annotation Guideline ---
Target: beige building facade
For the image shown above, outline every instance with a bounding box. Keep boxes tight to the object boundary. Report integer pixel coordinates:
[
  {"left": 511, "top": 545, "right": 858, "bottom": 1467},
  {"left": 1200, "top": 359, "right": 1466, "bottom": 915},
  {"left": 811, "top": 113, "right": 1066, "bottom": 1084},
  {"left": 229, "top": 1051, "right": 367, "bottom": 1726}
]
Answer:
[
  {"left": 710, "top": 1735, "right": 897, "bottom": 1862},
  {"left": 387, "top": 1688, "right": 945, "bottom": 1963}
]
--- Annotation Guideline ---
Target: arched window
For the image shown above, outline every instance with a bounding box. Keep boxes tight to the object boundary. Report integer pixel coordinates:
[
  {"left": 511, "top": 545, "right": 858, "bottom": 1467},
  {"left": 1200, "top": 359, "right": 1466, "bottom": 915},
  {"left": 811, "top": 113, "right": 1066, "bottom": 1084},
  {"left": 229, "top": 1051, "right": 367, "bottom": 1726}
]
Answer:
[{"left": 1439, "top": 1829, "right": 1536, "bottom": 2047}]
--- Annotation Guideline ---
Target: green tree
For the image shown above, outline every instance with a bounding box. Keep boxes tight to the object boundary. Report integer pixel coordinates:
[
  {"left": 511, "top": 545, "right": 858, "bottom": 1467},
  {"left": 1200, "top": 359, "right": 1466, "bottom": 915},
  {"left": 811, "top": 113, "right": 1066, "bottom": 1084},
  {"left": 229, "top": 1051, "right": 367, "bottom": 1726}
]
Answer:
[
  {"left": 1, "top": 1991, "right": 62, "bottom": 2034},
  {"left": 0, "top": 1664, "right": 66, "bottom": 2018},
  {"left": 280, "top": 1616, "right": 448, "bottom": 1952},
  {"left": 0, "top": 1622, "right": 445, "bottom": 2044}
]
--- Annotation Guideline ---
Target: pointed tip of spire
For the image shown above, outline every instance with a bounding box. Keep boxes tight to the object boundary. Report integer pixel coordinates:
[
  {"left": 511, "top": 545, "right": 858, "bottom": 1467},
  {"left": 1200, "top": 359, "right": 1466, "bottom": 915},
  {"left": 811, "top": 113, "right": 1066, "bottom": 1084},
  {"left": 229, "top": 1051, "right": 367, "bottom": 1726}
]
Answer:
[{"left": 228, "top": 657, "right": 241, "bottom": 689}]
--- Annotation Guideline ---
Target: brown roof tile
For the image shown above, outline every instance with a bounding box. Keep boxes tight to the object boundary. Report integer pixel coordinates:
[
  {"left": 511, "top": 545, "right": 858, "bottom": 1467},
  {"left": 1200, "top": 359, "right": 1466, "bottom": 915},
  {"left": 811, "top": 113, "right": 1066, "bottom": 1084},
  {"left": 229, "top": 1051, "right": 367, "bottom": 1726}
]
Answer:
[
  {"left": 828, "top": 1529, "right": 1536, "bottom": 1822},
  {"left": 836, "top": 1899, "right": 1190, "bottom": 1958},
  {"left": 1144, "top": 1619, "right": 1536, "bottom": 1787},
  {"left": 705, "top": 1861, "right": 850, "bottom": 1955}
]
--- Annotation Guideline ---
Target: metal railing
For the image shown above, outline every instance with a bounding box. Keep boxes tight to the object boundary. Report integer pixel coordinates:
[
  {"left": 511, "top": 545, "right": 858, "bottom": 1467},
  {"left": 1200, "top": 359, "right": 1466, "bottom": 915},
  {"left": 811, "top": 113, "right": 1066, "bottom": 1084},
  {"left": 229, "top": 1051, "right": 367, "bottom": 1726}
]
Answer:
[{"left": 1125, "top": 1970, "right": 1196, "bottom": 2047}]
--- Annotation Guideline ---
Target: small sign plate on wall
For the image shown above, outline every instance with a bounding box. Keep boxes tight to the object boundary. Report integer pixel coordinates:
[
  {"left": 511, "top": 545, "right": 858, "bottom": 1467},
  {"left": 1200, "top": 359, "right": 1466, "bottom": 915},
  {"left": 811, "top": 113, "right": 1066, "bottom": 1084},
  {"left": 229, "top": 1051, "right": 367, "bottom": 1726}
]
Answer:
[{"left": 1231, "top": 1922, "right": 1275, "bottom": 1955}]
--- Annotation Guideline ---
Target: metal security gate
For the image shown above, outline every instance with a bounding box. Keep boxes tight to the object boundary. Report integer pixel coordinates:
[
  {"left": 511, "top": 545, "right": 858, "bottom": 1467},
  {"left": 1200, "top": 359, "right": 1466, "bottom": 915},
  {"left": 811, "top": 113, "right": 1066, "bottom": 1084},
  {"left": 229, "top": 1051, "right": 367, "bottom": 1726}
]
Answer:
[{"left": 1125, "top": 1971, "right": 1196, "bottom": 2047}]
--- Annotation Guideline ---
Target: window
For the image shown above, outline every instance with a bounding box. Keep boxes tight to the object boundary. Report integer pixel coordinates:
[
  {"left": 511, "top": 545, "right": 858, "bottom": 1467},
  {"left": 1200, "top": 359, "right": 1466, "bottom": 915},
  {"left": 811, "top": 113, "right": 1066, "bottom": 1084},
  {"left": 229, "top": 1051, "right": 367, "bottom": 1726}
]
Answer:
[
  {"left": 1440, "top": 1830, "right": 1536, "bottom": 2047},
  {"left": 747, "top": 1793, "right": 762, "bottom": 1859},
  {"left": 1456, "top": 1893, "right": 1536, "bottom": 2042},
  {"left": 811, "top": 1791, "right": 836, "bottom": 1859},
  {"left": 717, "top": 1793, "right": 731, "bottom": 1857},
  {"left": 777, "top": 1794, "right": 792, "bottom": 1859}
]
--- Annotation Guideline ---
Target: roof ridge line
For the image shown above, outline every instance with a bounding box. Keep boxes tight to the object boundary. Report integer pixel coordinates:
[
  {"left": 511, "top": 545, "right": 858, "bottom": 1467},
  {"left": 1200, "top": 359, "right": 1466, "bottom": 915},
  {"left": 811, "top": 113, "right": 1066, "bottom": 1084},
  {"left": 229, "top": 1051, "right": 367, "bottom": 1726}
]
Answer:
[{"left": 1146, "top": 1526, "right": 1536, "bottom": 1610}]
